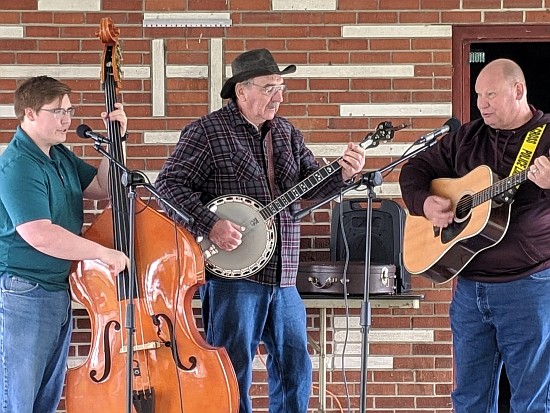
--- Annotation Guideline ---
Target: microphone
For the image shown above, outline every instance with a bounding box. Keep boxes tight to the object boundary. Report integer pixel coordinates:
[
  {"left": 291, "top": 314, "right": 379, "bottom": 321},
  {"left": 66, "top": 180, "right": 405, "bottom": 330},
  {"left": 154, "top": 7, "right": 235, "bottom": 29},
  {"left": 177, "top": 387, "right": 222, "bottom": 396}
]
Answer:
[
  {"left": 416, "top": 117, "right": 461, "bottom": 144},
  {"left": 76, "top": 124, "right": 110, "bottom": 144}
]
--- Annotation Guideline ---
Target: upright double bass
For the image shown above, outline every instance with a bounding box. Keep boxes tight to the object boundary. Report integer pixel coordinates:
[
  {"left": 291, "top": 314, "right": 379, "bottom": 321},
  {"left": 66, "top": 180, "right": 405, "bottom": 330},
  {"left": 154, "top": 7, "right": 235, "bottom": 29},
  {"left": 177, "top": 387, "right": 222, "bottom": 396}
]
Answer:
[{"left": 65, "top": 18, "right": 239, "bottom": 412}]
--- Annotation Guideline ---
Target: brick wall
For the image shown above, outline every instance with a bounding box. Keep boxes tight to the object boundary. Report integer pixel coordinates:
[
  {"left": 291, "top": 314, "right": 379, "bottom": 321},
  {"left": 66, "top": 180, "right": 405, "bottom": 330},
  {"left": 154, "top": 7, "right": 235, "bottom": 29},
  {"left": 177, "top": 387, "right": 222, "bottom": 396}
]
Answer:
[{"left": 1, "top": 1, "right": 546, "bottom": 412}]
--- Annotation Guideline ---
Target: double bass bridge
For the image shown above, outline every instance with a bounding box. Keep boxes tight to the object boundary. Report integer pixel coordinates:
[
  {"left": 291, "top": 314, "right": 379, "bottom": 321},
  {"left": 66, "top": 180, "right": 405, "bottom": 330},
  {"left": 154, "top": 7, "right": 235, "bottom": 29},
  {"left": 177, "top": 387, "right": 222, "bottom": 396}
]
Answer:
[{"left": 120, "top": 341, "right": 162, "bottom": 354}]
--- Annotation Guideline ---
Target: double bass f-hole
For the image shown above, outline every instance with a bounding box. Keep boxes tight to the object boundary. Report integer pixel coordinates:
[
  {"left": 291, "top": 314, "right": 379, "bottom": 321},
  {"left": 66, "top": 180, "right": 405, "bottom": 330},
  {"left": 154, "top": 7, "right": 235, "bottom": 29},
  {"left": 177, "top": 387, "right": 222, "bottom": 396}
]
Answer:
[
  {"left": 89, "top": 319, "right": 121, "bottom": 383},
  {"left": 152, "top": 313, "right": 197, "bottom": 371}
]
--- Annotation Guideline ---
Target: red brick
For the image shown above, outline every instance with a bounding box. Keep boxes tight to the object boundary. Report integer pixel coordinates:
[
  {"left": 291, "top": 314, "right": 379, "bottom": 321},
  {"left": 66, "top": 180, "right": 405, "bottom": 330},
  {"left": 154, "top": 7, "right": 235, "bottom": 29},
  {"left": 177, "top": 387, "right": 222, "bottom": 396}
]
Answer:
[
  {"left": 485, "top": 11, "right": 525, "bottom": 22},
  {"left": 1, "top": 0, "right": 36, "bottom": 9},
  {"left": 421, "top": 0, "right": 461, "bottom": 8},
  {"left": 339, "top": 0, "right": 378, "bottom": 10},
  {"left": 463, "top": 0, "right": 501, "bottom": 7},
  {"left": 144, "top": 0, "right": 185, "bottom": 10},
  {"left": 188, "top": 0, "right": 230, "bottom": 10},
  {"left": 0, "top": 12, "right": 20, "bottom": 23}
]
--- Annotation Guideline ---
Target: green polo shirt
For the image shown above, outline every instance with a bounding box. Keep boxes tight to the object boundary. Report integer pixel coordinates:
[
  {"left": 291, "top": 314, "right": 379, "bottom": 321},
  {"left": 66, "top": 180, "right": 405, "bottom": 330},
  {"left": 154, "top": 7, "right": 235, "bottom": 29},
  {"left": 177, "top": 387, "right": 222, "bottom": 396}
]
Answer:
[{"left": 0, "top": 126, "right": 97, "bottom": 291}]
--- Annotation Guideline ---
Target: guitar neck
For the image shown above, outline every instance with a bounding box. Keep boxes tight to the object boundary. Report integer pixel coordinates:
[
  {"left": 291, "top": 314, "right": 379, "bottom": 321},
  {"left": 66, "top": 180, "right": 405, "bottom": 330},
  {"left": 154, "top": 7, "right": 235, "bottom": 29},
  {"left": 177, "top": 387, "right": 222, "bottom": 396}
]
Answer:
[
  {"left": 473, "top": 168, "right": 529, "bottom": 207},
  {"left": 260, "top": 159, "right": 342, "bottom": 219}
]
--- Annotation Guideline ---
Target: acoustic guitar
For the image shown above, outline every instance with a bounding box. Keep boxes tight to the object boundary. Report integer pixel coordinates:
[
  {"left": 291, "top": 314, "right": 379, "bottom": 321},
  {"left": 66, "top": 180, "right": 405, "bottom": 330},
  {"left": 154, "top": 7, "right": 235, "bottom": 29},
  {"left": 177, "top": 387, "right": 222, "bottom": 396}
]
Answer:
[{"left": 402, "top": 164, "right": 531, "bottom": 283}]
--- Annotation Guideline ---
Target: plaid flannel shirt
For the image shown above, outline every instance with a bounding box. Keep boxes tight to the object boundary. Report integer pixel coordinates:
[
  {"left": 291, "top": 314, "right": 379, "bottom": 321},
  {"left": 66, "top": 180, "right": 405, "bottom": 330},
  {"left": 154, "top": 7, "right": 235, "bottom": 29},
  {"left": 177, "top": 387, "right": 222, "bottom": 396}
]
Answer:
[{"left": 155, "top": 100, "right": 347, "bottom": 286}]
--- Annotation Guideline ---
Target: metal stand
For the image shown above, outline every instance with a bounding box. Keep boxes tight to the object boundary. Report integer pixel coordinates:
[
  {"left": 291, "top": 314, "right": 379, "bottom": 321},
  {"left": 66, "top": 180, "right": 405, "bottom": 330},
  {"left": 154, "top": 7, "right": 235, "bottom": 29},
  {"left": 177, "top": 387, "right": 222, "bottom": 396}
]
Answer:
[
  {"left": 293, "top": 139, "right": 437, "bottom": 412},
  {"left": 357, "top": 170, "right": 383, "bottom": 412}
]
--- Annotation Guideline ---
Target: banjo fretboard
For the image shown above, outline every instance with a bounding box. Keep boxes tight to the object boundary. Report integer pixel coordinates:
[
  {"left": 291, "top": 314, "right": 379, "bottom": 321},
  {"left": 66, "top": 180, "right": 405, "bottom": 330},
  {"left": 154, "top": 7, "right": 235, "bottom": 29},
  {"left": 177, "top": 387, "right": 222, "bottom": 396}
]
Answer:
[{"left": 259, "top": 121, "right": 395, "bottom": 220}]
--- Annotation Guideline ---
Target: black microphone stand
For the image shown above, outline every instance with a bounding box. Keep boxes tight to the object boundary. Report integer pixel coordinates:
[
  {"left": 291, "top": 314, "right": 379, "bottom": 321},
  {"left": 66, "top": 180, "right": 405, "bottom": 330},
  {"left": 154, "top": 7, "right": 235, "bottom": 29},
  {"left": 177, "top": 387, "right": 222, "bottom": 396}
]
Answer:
[
  {"left": 91, "top": 142, "right": 192, "bottom": 413},
  {"left": 357, "top": 169, "right": 381, "bottom": 413},
  {"left": 293, "top": 138, "right": 437, "bottom": 412}
]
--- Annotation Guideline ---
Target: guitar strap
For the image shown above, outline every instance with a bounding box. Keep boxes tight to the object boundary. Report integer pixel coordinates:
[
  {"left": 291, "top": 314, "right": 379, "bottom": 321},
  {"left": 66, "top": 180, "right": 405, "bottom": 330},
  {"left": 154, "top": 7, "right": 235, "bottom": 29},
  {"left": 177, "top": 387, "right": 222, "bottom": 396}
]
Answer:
[
  {"left": 264, "top": 128, "right": 278, "bottom": 199},
  {"left": 510, "top": 123, "right": 546, "bottom": 175},
  {"left": 503, "top": 123, "right": 546, "bottom": 201}
]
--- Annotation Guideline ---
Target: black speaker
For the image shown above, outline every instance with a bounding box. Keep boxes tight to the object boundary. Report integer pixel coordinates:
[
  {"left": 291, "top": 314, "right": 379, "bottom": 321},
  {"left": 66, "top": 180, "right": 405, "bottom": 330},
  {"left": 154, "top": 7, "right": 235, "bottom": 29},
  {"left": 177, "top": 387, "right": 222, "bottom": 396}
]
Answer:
[{"left": 330, "top": 198, "right": 411, "bottom": 293}]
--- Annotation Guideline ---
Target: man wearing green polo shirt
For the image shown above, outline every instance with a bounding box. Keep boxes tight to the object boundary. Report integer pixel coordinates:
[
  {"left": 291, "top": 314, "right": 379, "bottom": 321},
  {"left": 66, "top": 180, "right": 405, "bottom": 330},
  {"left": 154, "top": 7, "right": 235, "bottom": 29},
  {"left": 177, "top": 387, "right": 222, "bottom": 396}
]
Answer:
[{"left": 0, "top": 76, "right": 130, "bottom": 413}]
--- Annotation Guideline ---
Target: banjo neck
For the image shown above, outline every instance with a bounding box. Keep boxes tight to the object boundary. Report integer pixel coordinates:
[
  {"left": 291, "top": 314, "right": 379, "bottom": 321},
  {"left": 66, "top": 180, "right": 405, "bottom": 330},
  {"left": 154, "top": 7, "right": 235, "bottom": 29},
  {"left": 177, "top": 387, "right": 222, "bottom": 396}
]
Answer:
[
  {"left": 258, "top": 120, "right": 397, "bottom": 221},
  {"left": 259, "top": 158, "right": 342, "bottom": 220}
]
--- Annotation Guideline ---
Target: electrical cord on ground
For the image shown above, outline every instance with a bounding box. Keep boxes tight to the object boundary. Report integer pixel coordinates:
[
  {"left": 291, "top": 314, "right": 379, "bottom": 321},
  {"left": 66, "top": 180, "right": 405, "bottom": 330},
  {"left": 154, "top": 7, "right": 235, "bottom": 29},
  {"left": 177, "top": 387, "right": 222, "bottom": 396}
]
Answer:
[{"left": 336, "top": 191, "right": 353, "bottom": 413}]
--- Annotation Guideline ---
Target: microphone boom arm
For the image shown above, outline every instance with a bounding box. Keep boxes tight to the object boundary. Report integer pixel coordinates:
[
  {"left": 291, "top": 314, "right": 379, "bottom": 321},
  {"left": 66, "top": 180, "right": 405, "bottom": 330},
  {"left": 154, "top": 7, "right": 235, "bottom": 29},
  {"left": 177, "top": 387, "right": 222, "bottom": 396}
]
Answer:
[{"left": 292, "top": 139, "right": 439, "bottom": 221}]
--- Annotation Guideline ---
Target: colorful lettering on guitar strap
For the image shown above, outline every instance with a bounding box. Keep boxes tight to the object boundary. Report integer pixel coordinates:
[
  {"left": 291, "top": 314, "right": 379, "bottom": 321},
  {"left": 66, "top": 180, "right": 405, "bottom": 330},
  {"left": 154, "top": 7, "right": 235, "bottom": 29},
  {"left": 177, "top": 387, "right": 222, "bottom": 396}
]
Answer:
[{"left": 510, "top": 124, "right": 546, "bottom": 176}]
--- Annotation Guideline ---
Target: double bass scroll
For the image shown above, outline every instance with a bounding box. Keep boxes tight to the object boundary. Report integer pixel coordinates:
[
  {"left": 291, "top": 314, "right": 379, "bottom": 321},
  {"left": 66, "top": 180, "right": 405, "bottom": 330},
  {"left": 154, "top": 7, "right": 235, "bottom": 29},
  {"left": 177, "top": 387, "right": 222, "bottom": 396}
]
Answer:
[{"left": 65, "top": 17, "right": 239, "bottom": 413}]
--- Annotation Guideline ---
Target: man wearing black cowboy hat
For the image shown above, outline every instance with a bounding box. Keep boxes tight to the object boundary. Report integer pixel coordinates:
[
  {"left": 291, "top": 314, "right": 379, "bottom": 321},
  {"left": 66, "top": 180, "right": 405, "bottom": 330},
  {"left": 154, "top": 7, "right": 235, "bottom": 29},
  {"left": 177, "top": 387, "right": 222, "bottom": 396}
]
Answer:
[{"left": 156, "top": 48, "right": 365, "bottom": 413}]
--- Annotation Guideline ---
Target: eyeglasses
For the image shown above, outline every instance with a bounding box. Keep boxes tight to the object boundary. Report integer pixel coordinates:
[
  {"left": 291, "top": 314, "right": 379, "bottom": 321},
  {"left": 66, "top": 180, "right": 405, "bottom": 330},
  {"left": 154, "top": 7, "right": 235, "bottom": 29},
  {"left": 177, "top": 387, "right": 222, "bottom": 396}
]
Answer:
[
  {"left": 244, "top": 81, "right": 288, "bottom": 96},
  {"left": 40, "top": 106, "right": 77, "bottom": 119}
]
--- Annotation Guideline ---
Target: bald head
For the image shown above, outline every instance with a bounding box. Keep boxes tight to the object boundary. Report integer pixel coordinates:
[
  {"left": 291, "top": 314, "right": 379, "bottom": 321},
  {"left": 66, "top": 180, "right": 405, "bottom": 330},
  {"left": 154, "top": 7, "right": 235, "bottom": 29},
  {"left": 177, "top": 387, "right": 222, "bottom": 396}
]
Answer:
[{"left": 480, "top": 58, "right": 526, "bottom": 87}]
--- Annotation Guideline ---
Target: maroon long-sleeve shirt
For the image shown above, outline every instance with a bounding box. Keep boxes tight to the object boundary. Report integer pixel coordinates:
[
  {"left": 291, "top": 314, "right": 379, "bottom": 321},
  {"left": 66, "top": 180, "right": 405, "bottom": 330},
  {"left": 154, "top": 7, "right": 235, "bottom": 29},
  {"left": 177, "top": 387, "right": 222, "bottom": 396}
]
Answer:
[{"left": 399, "top": 108, "right": 550, "bottom": 281}]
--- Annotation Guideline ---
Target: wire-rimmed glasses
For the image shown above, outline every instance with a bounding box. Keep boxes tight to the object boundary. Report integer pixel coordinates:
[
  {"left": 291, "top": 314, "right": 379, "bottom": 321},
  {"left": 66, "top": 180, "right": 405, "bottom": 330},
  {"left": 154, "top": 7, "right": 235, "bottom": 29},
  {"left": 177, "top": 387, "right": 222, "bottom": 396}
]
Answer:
[
  {"left": 40, "top": 106, "right": 77, "bottom": 119},
  {"left": 244, "top": 81, "right": 288, "bottom": 96}
]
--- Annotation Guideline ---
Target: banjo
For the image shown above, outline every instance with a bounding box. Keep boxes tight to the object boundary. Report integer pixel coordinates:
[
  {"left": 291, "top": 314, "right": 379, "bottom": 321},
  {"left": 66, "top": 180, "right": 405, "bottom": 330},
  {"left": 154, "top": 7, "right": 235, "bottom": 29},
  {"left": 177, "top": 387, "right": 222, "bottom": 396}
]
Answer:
[{"left": 199, "top": 121, "right": 397, "bottom": 279}]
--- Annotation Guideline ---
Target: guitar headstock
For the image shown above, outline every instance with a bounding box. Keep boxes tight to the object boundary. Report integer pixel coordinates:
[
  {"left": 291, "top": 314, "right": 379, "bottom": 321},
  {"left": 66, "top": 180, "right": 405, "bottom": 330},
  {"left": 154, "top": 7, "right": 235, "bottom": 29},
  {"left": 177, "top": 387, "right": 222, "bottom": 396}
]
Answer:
[{"left": 359, "top": 121, "right": 407, "bottom": 149}]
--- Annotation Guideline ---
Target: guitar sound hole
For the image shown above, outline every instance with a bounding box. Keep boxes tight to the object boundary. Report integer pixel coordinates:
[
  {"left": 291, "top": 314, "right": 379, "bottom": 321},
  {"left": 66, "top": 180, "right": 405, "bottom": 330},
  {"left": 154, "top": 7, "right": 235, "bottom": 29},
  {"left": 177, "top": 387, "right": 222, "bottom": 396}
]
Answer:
[{"left": 455, "top": 195, "right": 473, "bottom": 220}]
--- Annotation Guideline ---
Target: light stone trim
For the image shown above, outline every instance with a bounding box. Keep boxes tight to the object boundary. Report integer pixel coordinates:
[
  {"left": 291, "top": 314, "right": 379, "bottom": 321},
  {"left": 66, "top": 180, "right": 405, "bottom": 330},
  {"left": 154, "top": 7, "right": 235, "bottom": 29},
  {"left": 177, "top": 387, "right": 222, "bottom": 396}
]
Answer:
[
  {"left": 142, "top": 171, "right": 160, "bottom": 184},
  {"left": 289, "top": 65, "right": 413, "bottom": 78},
  {"left": 0, "top": 26, "right": 23, "bottom": 38},
  {"left": 368, "top": 329, "right": 434, "bottom": 342},
  {"left": 225, "top": 64, "right": 413, "bottom": 79},
  {"left": 334, "top": 343, "right": 363, "bottom": 355},
  {"left": 146, "top": 131, "right": 415, "bottom": 158},
  {"left": 347, "top": 182, "right": 402, "bottom": 197},
  {"left": 341, "top": 103, "right": 452, "bottom": 118},
  {"left": 210, "top": 38, "right": 224, "bottom": 112},
  {"left": 143, "top": 12, "right": 232, "bottom": 28},
  {"left": 0, "top": 105, "right": 15, "bottom": 119},
  {"left": 333, "top": 329, "right": 434, "bottom": 343},
  {"left": 38, "top": 0, "right": 100, "bottom": 11},
  {"left": 272, "top": 0, "right": 337, "bottom": 11},
  {"left": 252, "top": 353, "right": 322, "bottom": 370},
  {"left": 152, "top": 39, "right": 166, "bottom": 117},
  {"left": 333, "top": 355, "right": 393, "bottom": 370},
  {"left": 257, "top": 353, "right": 393, "bottom": 371},
  {"left": 333, "top": 324, "right": 434, "bottom": 343},
  {"left": 144, "top": 131, "right": 180, "bottom": 144},
  {"left": 343, "top": 24, "right": 452, "bottom": 38},
  {"left": 0, "top": 65, "right": 150, "bottom": 79},
  {"left": 67, "top": 356, "right": 87, "bottom": 368},
  {"left": 311, "top": 142, "right": 416, "bottom": 158},
  {"left": 166, "top": 66, "right": 209, "bottom": 79}
]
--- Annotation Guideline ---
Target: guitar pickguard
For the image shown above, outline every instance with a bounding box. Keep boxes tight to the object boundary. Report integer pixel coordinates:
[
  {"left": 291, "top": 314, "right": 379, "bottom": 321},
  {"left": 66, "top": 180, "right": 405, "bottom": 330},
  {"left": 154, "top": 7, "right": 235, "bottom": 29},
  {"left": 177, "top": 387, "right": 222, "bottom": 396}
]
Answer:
[{"left": 441, "top": 216, "right": 471, "bottom": 244}]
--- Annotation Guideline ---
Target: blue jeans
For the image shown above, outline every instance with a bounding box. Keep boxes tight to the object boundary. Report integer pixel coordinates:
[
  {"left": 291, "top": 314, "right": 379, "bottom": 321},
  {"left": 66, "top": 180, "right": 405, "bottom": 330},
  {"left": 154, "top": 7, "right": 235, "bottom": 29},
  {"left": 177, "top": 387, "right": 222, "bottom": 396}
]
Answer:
[
  {"left": 450, "top": 272, "right": 550, "bottom": 413},
  {"left": 0, "top": 273, "right": 72, "bottom": 413},
  {"left": 200, "top": 277, "right": 312, "bottom": 413}
]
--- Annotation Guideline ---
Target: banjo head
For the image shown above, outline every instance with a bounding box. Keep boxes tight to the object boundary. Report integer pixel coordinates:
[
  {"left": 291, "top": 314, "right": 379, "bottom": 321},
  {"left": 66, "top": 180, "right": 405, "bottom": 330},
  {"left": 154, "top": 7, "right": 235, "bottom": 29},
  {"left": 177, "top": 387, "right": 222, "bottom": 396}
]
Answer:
[{"left": 199, "top": 195, "right": 277, "bottom": 279}]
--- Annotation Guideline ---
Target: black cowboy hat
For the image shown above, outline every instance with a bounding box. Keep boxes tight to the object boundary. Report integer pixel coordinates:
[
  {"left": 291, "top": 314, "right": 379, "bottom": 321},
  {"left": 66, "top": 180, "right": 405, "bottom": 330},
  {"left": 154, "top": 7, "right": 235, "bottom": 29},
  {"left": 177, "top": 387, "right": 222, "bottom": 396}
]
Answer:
[{"left": 220, "top": 48, "right": 296, "bottom": 99}]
